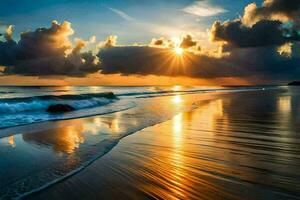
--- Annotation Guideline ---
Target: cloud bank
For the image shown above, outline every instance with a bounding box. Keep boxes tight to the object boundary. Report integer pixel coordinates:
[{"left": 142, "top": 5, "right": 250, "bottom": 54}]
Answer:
[
  {"left": 0, "top": 21, "right": 101, "bottom": 76},
  {"left": 210, "top": 19, "right": 300, "bottom": 48},
  {"left": 0, "top": 0, "right": 300, "bottom": 83},
  {"left": 242, "top": 0, "right": 300, "bottom": 25}
]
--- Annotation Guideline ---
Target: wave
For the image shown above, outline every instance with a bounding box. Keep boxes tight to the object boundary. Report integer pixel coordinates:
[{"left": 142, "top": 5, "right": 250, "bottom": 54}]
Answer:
[
  {"left": 117, "top": 89, "right": 211, "bottom": 97},
  {"left": 0, "top": 92, "right": 117, "bottom": 114},
  {"left": 0, "top": 87, "right": 277, "bottom": 129},
  {"left": 121, "top": 87, "right": 272, "bottom": 99},
  {"left": 0, "top": 87, "right": 272, "bottom": 114}
]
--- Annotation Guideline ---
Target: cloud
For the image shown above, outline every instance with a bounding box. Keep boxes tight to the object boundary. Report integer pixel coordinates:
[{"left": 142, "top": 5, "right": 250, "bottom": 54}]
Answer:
[
  {"left": 183, "top": 0, "right": 227, "bottom": 17},
  {"left": 103, "top": 4, "right": 189, "bottom": 38},
  {"left": 149, "top": 37, "right": 173, "bottom": 48},
  {"left": 0, "top": 21, "right": 101, "bottom": 76},
  {"left": 0, "top": 39, "right": 17, "bottom": 66},
  {"left": 97, "top": 44, "right": 300, "bottom": 82},
  {"left": 180, "top": 35, "right": 197, "bottom": 49},
  {"left": 277, "top": 42, "right": 292, "bottom": 57},
  {"left": 149, "top": 35, "right": 200, "bottom": 51},
  {"left": 210, "top": 19, "right": 300, "bottom": 48},
  {"left": 72, "top": 38, "right": 88, "bottom": 54},
  {"left": 98, "top": 35, "right": 118, "bottom": 48},
  {"left": 4, "top": 25, "right": 13, "bottom": 41},
  {"left": 242, "top": 0, "right": 300, "bottom": 26},
  {"left": 89, "top": 35, "right": 96, "bottom": 44},
  {"left": 106, "top": 6, "right": 134, "bottom": 21},
  {"left": 98, "top": 46, "right": 239, "bottom": 78},
  {"left": 150, "top": 38, "right": 165, "bottom": 46}
]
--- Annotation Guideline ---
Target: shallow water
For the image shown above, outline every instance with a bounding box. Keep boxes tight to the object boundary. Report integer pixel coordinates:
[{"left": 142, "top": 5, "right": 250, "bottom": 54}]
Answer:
[{"left": 1, "top": 86, "right": 299, "bottom": 199}]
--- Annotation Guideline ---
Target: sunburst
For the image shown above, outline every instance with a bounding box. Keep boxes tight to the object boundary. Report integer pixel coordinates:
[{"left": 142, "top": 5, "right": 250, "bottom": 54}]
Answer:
[{"left": 174, "top": 47, "right": 183, "bottom": 55}]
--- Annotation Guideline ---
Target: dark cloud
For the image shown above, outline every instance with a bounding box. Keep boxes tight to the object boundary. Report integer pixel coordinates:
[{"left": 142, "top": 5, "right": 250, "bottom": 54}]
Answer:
[
  {"left": 98, "top": 46, "right": 240, "bottom": 78},
  {"left": 0, "top": 40, "right": 17, "bottom": 66},
  {"left": 180, "top": 35, "right": 197, "bottom": 49},
  {"left": 243, "top": 0, "right": 300, "bottom": 25},
  {"left": 203, "top": 0, "right": 300, "bottom": 82},
  {"left": 210, "top": 19, "right": 300, "bottom": 48},
  {"left": 153, "top": 39, "right": 164, "bottom": 46},
  {"left": 0, "top": 21, "right": 101, "bottom": 76},
  {"left": 97, "top": 45, "right": 300, "bottom": 81},
  {"left": 149, "top": 37, "right": 172, "bottom": 48}
]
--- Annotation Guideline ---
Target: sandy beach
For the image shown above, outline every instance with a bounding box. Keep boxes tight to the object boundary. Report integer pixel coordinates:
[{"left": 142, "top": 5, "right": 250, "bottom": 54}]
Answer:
[{"left": 18, "top": 89, "right": 300, "bottom": 200}]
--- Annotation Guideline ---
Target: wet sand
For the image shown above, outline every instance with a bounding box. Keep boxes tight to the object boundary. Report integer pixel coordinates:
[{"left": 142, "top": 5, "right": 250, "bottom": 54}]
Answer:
[
  {"left": 27, "top": 90, "right": 300, "bottom": 200},
  {"left": 1, "top": 92, "right": 217, "bottom": 199}
]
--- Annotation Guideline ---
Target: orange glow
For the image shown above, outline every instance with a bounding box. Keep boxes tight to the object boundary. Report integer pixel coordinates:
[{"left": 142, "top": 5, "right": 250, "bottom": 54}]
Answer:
[
  {"left": 1, "top": 135, "right": 16, "bottom": 147},
  {"left": 172, "top": 85, "right": 182, "bottom": 91},
  {"left": 8, "top": 136, "right": 15, "bottom": 147}
]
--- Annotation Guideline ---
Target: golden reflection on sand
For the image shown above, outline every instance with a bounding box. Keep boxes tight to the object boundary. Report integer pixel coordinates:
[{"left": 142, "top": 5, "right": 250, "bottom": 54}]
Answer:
[
  {"left": 8, "top": 136, "right": 15, "bottom": 147},
  {"left": 277, "top": 96, "right": 293, "bottom": 134},
  {"left": 167, "top": 99, "right": 227, "bottom": 196},
  {"left": 173, "top": 113, "right": 183, "bottom": 143},
  {"left": 172, "top": 95, "right": 183, "bottom": 104},
  {"left": 105, "top": 112, "right": 122, "bottom": 133},
  {"left": 171, "top": 113, "right": 186, "bottom": 198},
  {"left": 197, "top": 99, "right": 224, "bottom": 130},
  {"left": 23, "top": 124, "right": 85, "bottom": 154},
  {"left": 1, "top": 135, "right": 15, "bottom": 147},
  {"left": 21, "top": 113, "right": 125, "bottom": 154},
  {"left": 159, "top": 98, "right": 228, "bottom": 199},
  {"left": 111, "top": 118, "right": 120, "bottom": 132},
  {"left": 83, "top": 118, "right": 102, "bottom": 135},
  {"left": 278, "top": 96, "right": 291, "bottom": 114}
]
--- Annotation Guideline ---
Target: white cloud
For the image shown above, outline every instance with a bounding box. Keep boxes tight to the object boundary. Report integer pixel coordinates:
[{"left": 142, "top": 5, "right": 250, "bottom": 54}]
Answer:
[
  {"left": 107, "top": 6, "right": 134, "bottom": 21},
  {"left": 183, "top": 1, "right": 227, "bottom": 17}
]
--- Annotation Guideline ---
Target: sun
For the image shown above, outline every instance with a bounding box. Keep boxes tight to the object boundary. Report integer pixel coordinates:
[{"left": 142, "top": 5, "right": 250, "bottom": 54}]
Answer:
[{"left": 174, "top": 47, "right": 183, "bottom": 55}]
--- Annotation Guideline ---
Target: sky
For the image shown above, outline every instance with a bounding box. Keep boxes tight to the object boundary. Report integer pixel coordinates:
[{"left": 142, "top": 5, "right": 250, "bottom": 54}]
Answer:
[{"left": 0, "top": 0, "right": 299, "bottom": 85}]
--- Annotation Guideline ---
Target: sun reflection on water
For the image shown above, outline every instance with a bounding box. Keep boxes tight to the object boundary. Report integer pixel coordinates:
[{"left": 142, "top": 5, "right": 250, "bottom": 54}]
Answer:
[
  {"left": 22, "top": 124, "right": 85, "bottom": 154},
  {"left": 154, "top": 98, "right": 228, "bottom": 199},
  {"left": 111, "top": 119, "right": 120, "bottom": 132},
  {"left": 172, "top": 95, "right": 183, "bottom": 104},
  {"left": 8, "top": 136, "right": 15, "bottom": 147},
  {"left": 172, "top": 85, "right": 182, "bottom": 91},
  {"left": 197, "top": 99, "right": 224, "bottom": 130},
  {"left": 278, "top": 96, "right": 291, "bottom": 113},
  {"left": 1, "top": 135, "right": 15, "bottom": 147},
  {"left": 173, "top": 113, "right": 182, "bottom": 133}
]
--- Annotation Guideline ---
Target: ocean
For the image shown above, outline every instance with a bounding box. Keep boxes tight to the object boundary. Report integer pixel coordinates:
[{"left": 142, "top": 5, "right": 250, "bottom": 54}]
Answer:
[{"left": 0, "top": 85, "right": 258, "bottom": 129}]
